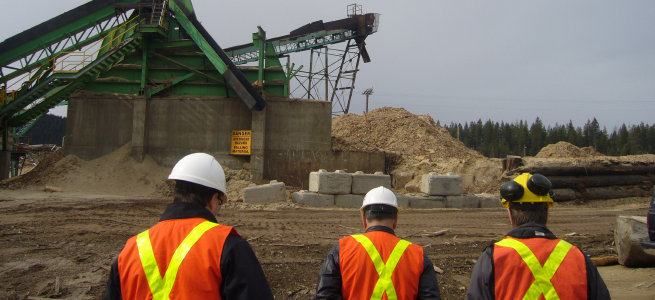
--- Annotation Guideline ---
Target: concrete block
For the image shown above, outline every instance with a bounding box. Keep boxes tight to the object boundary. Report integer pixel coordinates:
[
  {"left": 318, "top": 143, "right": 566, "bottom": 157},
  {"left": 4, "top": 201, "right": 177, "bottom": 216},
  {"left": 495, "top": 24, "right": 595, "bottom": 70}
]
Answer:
[
  {"left": 420, "top": 173, "right": 463, "bottom": 196},
  {"left": 291, "top": 191, "right": 335, "bottom": 207},
  {"left": 477, "top": 193, "right": 502, "bottom": 208},
  {"left": 309, "top": 169, "right": 352, "bottom": 195},
  {"left": 446, "top": 195, "right": 479, "bottom": 209},
  {"left": 351, "top": 171, "right": 391, "bottom": 194},
  {"left": 408, "top": 196, "right": 446, "bottom": 209},
  {"left": 615, "top": 215, "right": 655, "bottom": 267},
  {"left": 335, "top": 194, "right": 365, "bottom": 208},
  {"left": 243, "top": 180, "right": 286, "bottom": 204},
  {"left": 394, "top": 195, "right": 411, "bottom": 208},
  {"left": 392, "top": 172, "right": 414, "bottom": 189}
]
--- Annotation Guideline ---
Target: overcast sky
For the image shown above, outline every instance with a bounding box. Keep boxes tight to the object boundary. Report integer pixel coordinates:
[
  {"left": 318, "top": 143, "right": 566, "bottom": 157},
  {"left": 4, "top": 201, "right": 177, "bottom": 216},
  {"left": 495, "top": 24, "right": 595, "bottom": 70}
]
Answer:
[{"left": 2, "top": 1, "right": 654, "bottom": 130}]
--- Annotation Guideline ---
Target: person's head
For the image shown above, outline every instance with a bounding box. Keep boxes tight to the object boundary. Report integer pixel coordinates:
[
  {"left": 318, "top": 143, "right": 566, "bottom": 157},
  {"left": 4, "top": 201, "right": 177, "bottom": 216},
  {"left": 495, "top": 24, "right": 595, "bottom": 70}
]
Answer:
[
  {"left": 168, "top": 153, "right": 227, "bottom": 215},
  {"left": 500, "top": 173, "right": 554, "bottom": 227},
  {"left": 360, "top": 186, "right": 399, "bottom": 229}
]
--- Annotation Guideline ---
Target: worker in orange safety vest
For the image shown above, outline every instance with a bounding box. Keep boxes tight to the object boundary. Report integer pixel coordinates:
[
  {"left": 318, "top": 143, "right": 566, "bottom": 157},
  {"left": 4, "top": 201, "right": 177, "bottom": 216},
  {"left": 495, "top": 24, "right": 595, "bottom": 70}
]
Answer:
[
  {"left": 102, "top": 153, "right": 273, "bottom": 300},
  {"left": 466, "top": 173, "right": 610, "bottom": 300},
  {"left": 316, "top": 186, "right": 441, "bottom": 299}
]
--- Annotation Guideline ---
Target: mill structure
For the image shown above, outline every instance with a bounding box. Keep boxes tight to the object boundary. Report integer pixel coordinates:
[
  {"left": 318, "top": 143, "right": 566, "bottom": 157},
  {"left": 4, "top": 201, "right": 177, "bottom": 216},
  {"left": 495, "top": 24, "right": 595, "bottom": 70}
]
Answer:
[{"left": 0, "top": 0, "right": 381, "bottom": 185}]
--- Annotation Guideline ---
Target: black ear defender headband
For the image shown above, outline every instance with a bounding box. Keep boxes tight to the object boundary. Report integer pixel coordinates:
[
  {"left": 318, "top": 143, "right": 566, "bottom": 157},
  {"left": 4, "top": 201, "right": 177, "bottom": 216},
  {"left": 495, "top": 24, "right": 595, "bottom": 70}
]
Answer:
[{"left": 500, "top": 173, "right": 552, "bottom": 202}]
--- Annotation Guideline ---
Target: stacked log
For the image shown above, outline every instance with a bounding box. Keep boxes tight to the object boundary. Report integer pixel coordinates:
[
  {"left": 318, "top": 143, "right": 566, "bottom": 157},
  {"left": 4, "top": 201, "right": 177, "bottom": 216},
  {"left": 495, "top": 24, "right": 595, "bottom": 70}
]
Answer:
[{"left": 507, "top": 165, "right": 655, "bottom": 202}]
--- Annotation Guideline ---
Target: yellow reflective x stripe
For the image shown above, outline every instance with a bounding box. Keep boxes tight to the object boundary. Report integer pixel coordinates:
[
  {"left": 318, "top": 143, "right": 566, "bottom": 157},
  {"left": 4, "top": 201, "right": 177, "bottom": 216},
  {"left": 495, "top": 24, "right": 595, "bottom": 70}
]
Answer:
[
  {"left": 495, "top": 238, "right": 573, "bottom": 300},
  {"left": 136, "top": 221, "right": 218, "bottom": 299},
  {"left": 352, "top": 234, "right": 412, "bottom": 300}
]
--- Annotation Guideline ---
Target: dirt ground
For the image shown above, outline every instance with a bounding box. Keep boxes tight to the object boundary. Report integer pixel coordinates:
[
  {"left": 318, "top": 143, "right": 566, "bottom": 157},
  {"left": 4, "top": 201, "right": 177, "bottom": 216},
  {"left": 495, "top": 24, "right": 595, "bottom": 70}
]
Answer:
[{"left": 1, "top": 189, "right": 654, "bottom": 300}]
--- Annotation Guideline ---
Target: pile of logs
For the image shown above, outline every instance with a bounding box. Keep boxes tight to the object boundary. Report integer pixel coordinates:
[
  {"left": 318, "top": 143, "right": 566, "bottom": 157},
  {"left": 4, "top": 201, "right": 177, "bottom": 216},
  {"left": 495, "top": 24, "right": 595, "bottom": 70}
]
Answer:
[{"left": 506, "top": 165, "right": 655, "bottom": 202}]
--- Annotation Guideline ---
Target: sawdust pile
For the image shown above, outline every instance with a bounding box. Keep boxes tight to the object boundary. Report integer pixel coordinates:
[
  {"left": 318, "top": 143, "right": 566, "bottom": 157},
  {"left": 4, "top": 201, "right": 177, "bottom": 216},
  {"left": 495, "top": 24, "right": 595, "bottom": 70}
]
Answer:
[
  {"left": 332, "top": 107, "right": 483, "bottom": 160},
  {"left": 535, "top": 141, "right": 603, "bottom": 158},
  {"left": 4, "top": 143, "right": 254, "bottom": 200},
  {"left": 332, "top": 107, "right": 502, "bottom": 193}
]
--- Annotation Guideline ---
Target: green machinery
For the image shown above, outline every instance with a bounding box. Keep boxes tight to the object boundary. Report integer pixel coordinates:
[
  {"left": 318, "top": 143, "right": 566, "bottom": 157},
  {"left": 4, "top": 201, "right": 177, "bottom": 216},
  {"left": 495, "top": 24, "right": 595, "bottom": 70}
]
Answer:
[{"left": 0, "top": 0, "right": 378, "bottom": 176}]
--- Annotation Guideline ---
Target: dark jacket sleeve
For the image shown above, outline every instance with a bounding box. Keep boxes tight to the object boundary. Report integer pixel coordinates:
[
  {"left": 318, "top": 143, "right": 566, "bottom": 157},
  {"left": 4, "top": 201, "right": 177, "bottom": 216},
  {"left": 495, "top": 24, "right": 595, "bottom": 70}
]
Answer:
[
  {"left": 102, "top": 257, "right": 122, "bottom": 300},
  {"left": 466, "top": 247, "right": 495, "bottom": 300},
  {"left": 316, "top": 244, "right": 343, "bottom": 300},
  {"left": 418, "top": 254, "right": 441, "bottom": 299},
  {"left": 583, "top": 252, "right": 611, "bottom": 299},
  {"left": 220, "top": 234, "right": 274, "bottom": 300}
]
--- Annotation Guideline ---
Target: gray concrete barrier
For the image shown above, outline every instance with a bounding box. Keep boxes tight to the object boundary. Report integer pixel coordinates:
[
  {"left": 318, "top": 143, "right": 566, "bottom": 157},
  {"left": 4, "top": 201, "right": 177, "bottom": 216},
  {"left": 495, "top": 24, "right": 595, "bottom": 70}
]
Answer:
[
  {"left": 243, "top": 180, "right": 286, "bottom": 204},
  {"left": 291, "top": 191, "right": 335, "bottom": 207},
  {"left": 309, "top": 169, "right": 352, "bottom": 194},
  {"left": 420, "top": 173, "right": 463, "bottom": 196},
  {"left": 351, "top": 171, "right": 391, "bottom": 194},
  {"left": 335, "top": 194, "right": 365, "bottom": 208}
]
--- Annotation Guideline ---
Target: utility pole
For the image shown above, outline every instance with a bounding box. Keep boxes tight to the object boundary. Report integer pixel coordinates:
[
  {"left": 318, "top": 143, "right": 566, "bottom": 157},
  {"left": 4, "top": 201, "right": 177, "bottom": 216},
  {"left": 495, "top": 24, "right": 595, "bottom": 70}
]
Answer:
[{"left": 362, "top": 87, "right": 373, "bottom": 113}]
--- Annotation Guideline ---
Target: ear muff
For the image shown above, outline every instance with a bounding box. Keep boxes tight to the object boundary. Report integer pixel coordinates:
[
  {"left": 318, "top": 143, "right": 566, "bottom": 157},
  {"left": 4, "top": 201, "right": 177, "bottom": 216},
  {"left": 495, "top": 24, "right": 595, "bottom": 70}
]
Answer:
[
  {"left": 500, "top": 181, "right": 524, "bottom": 202},
  {"left": 526, "top": 173, "right": 551, "bottom": 196}
]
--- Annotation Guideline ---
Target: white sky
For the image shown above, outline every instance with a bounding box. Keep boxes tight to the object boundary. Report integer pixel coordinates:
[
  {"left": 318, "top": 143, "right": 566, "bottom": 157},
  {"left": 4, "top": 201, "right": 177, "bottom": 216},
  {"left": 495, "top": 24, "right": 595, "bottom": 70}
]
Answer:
[{"left": 2, "top": 0, "right": 654, "bottom": 130}]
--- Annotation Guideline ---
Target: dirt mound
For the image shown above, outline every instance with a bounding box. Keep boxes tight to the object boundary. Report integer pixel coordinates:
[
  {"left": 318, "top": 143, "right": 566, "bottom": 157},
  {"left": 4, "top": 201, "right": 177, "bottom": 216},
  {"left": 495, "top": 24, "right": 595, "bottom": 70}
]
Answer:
[
  {"left": 536, "top": 141, "right": 603, "bottom": 158},
  {"left": 5, "top": 144, "right": 255, "bottom": 200},
  {"left": 332, "top": 107, "right": 501, "bottom": 193},
  {"left": 332, "top": 107, "right": 483, "bottom": 160},
  {"left": 5, "top": 143, "right": 171, "bottom": 197}
]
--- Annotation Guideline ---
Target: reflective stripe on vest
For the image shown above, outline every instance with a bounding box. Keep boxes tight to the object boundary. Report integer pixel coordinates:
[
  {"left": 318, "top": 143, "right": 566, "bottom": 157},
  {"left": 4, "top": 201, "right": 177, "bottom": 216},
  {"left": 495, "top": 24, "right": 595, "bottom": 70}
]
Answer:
[
  {"left": 352, "top": 234, "right": 412, "bottom": 300},
  {"left": 495, "top": 238, "right": 573, "bottom": 300},
  {"left": 136, "top": 221, "right": 218, "bottom": 299}
]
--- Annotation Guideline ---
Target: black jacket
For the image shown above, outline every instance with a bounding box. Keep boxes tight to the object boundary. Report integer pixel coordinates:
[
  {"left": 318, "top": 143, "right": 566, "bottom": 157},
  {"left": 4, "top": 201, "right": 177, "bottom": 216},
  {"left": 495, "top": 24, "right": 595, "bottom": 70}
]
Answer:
[
  {"left": 102, "top": 201, "right": 274, "bottom": 300},
  {"left": 466, "top": 222, "right": 610, "bottom": 300},
  {"left": 316, "top": 225, "right": 441, "bottom": 299}
]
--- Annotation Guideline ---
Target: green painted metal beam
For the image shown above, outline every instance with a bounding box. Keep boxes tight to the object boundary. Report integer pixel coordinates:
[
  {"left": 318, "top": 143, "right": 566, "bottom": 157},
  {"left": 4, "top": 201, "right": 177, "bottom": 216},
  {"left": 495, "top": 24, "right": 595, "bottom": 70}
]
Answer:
[
  {"left": 0, "top": 7, "right": 117, "bottom": 68},
  {"left": 168, "top": 0, "right": 265, "bottom": 110},
  {"left": 147, "top": 72, "right": 195, "bottom": 97},
  {"left": 3, "top": 37, "right": 139, "bottom": 128},
  {"left": 151, "top": 52, "right": 224, "bottom": 84},
  {"left": 2, "top": 16, "right": 142, "bottom": 84}
]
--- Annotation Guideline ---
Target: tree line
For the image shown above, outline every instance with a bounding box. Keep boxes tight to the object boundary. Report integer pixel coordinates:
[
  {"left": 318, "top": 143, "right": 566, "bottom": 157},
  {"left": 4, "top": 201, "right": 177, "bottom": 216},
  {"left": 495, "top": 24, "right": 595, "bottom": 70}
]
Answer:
[
  {"left": 441, "top": 118, "right": 655, "bottom": 158},
  {"left": 24, "top": 114, "right": 66, "bottom": 146}
]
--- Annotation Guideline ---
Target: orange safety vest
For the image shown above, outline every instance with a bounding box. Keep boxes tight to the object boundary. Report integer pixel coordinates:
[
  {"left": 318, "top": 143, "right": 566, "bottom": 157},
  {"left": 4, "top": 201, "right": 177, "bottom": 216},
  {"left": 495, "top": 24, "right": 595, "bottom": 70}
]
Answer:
[
  {"left": 340, "top": 231, "right": 424, "bottom": 300},
  {"left": 493, "top": 237, "right": 587, "bottom": 300},
  {"left": 118, "top": 218, "right": 234, "bottom": 300}
]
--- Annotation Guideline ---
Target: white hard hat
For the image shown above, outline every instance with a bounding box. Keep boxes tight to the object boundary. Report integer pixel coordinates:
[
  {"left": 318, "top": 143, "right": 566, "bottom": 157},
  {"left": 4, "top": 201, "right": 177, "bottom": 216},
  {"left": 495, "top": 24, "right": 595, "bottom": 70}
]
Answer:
[
  {"left": 361, "top": 186, "right": 398, "bottom": 209},
  {"left": 168, "top": 153, "right": 226, "bottom": 194}
]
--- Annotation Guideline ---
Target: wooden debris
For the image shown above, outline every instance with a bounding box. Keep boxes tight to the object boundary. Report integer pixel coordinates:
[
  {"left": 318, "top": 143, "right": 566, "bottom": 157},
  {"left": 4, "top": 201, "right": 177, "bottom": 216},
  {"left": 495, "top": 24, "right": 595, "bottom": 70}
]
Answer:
[
  {"left": 337, "top": 224, "right": 358, "bottom": 231},
  {"left": 44, "top": 185, "right": 62, "bottom": 193},
  {"left": 423, "top": 229, "right": 450, "bottom": 237},
  {"left": 591, "top": 255, "right": 619, "bottom": 266},
  {"left": 433, "top": 265, "right": 444, "bottom": 274}
]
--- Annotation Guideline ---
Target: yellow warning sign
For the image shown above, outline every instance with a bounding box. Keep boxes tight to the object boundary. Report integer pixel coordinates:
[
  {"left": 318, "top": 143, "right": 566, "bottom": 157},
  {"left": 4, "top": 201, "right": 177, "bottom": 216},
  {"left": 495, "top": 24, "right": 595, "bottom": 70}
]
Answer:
[{"left": 230, "top": 130, "right": 252, "bottom": 155}]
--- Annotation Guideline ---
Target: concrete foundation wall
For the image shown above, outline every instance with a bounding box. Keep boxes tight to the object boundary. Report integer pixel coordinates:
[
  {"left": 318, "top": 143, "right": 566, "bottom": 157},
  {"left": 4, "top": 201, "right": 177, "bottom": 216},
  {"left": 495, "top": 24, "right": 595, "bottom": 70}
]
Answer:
[
  {"left": 146, "top": 97, "right": 251, "bottom": 169},
  {"left": 64, "top": 93, "right": 373, "bottom": 186},
  {"left": 65, "top": 94, "right": 134, "bottom": 160},
  {"left": 265, "top": 150, "right": 385, "bottom": 188},
  {"left": 264, "top": 98, "right": 331, "bottom": 152}
]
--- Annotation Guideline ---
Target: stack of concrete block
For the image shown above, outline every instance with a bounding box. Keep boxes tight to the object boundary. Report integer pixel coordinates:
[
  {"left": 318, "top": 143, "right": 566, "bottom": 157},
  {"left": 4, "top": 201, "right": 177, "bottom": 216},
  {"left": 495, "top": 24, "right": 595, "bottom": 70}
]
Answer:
[
  {"left": 292, "top": 170, "right": 500, "bottom": 210},
  {"left": 243, "top": 180, "right": 286, "bottom": 204},
  {"left": 293, "top": 170, "right": 392, "bottom": 208}
]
